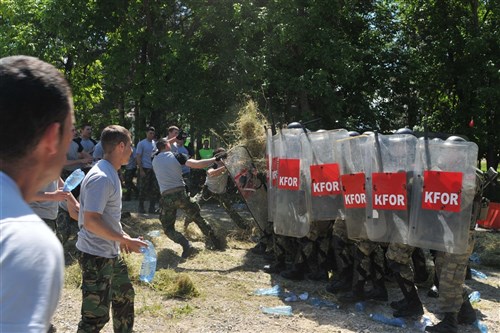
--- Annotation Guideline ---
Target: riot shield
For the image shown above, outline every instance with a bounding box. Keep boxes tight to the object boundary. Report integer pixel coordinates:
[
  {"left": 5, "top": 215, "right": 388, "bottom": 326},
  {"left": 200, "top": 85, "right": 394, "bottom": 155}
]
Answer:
[
  {"left": 336, "top": 134, "right": 370, "bottom": 240},
  {"left": 266, "top": 128, "right": 278, "bottom": 223},
  {"left": 273, "top": 129, "right": 310, "bottom": 237},
  {"left": 301, "top": 129, "right": 348, "bottom": 221},
  {"left": 408, "top": 138, "right": 478, "bottom": 254},
  {"left": 224, "top": 146, "right": 268, "bottom": 232},
  {"left": 365, "top": 133, "right": 417, "bottom": 243}
]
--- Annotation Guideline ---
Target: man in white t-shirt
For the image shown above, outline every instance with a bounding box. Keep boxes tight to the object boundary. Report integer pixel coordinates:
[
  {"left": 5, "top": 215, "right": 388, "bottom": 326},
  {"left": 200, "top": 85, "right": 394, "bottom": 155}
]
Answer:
[
  {"left": 0, "top": 55, "right": 74, "bottom": 333},
  {"left": 76, "top": 125, "right": 147, "bottom": 332},
  {"left": 136, "top": 126, "right": 158, "bottom": 213}
]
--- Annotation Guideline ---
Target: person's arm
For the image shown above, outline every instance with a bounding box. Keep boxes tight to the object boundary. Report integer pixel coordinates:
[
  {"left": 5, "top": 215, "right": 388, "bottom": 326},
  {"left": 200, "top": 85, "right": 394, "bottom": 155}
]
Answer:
[
  {"left": 66, "top": 193, "right": 80, "bottom": 220},
  {"left": 31, "top": 189, "right": 69, "bottom": 202},
  {"left": 136, "top": 143, "right": 145, "bottom": 176},
  {"left": 186, "top": 157, "right": 217, "bottom": 169},
  {"left": 82, "top": 211, "right": 147, "bottom": 253},
  {"left": 207, "top": 165, "right": 226, "bottom": 177}
]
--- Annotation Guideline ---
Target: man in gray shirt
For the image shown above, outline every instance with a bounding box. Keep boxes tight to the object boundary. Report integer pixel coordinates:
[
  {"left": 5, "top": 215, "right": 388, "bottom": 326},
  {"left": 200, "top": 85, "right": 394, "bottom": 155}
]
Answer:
[
  {"left": 153, "top": 138, "right": 226, "bottom": 258},
  {"left": 76, "top": 125, "right": 147, "bottom": 333}
]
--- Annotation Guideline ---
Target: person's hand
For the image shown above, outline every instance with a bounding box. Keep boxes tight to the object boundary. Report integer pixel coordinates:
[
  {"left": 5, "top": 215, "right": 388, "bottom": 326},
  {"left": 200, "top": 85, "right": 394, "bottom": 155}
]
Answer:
[
  {"left": 51, "top": 189, "right": 71, "bottom": 201},
  {"left": 215, "top": 152, "right": 228, "bottom": 162},
  {"left": 120, "top": 235, "right": 148, "bottom": 254},
  {"left": 176, "top": 130, "right": 188, "bottom": 140}
]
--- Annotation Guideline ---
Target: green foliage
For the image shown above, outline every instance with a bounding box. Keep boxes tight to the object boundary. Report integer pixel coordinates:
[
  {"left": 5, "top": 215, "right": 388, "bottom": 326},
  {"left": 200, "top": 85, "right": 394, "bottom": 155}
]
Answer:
[{"left": 1, "top": 0, "right": 498, "bottom": 166}]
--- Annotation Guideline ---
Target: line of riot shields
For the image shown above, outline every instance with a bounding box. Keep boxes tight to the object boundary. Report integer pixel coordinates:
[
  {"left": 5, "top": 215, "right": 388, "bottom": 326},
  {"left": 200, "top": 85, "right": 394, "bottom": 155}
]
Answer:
[
  {"left": 270, "top": 129, "right": 478, "bottom": 254},
  {"left": 224, "top": 129, "right": 479, "bottom": 255}
]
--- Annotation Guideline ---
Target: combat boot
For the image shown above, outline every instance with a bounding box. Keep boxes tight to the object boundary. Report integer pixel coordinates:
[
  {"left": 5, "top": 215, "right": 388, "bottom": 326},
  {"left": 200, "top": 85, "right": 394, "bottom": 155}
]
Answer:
[
  {"left": 338, "top": 280, "right": 365, "bottom": 303},
  {"left": 393, "top": 289, "right": 424, "bottom": 318},
  {"left": 207, "top": 231, "right": 226, "bottom": 251},
  {"left": 457, "top": 299, "right": 477, "bottom": 325},
  {"left": 326, "top": 267, "right": 353, "bottom": 294},
  {"left": 425, "top": 312, "right": 458, "bottom": 333},
  {"left": 264, "top": 261, "right": 287, "bottom": 274},
  {"left": 390, "top": 298, "right": 407, "bottom": 310},
  {"left": 365, "top": 278, "right": 388, "bottom": 301},
  {"left": 138, "top": 202, "right": 146, "bottom": 214},
  {"left": 280, "top": 262, "right": 307, "bottom": 281}
]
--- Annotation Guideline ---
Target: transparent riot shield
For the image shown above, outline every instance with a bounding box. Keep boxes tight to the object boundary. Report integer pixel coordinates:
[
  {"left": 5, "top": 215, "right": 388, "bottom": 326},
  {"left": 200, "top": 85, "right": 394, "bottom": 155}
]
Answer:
[
  {"left": 301, "top": 129, "right": 348, "bottom": 221},
  {"left": 365, "top": 133, "right": 417, "bottom": 243},
  {"left": 273, "top": 129, "right": 310, "bottom": 237},
  {"left": 224, "top": 146, "right": 268, "bottom": 232},
  {"left": 408, "top": 139, "right": 478, "bottom": 254},
  {"left": 336, "top": 135, "right": 370, "bottom": 240}
]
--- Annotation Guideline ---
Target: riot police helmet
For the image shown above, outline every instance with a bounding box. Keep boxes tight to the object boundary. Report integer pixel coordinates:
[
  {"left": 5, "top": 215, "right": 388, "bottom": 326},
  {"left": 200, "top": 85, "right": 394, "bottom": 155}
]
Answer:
[
  {"left": 287, "top": 122, "right": 303, "bottom": 129},
  {"left": 348, "top": 131, "right": 360, "bottom": 137},
  {"left": 445, "top": 135, "right": 467, "bottom": 142},
  {"left": 395, "top": 127, "right": 415, "bottom": 136}
]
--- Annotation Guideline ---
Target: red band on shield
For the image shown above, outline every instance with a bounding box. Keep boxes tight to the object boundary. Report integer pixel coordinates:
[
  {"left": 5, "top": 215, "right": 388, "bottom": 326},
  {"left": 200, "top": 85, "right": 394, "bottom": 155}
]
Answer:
[
  {"left": 372, "top": 172, "right": 407, "bottom": 210},
  {"left": 422, "top": 170, "right": 463, "bottom": 212},
  {"left": 310, "top": 163, "right": 341, "bottom": 196},
  {"left": 277, "top": 158, "right": 300, "bottom": 190},
  {"left": 341, "top": 172, "right": 366, "bottom": 208}
]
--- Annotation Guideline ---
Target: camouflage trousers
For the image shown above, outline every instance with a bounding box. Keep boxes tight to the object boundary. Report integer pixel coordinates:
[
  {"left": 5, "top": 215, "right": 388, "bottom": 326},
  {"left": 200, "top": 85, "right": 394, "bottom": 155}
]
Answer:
[
  {"left": 386, "top": 242, "right": 415, "bottom": 283},
  {"left": 56, "top": 208, "right": 79, "bottom": 245},
  {"left": 77, "top": 252, "right": 134, "bottom": 333},
  {"left": 434, "top": 231, "right": 475, "bottom": 313},
  {"left": 331, "top": 218, "right": 354, "bottom": 273},
  {"left": 138, "top": 168, "right": 159, "bottom": 203},
  {"left": 123, "top": 167, "right": 138, "bottom": 200},
  {"left": 355, "top": 239, "right": 386, "bottom": 282},
  {"left": 159, "top": 189, "right": 214, "bottom": 249}
]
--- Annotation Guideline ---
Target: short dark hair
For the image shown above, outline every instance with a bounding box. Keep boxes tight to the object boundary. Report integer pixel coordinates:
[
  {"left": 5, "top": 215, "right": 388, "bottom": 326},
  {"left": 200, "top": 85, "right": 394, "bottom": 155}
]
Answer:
[
  {"left": 147, "top": 126, "right": 155, "bottom": 132},
  {"left": 101, "top": 125, "right": 131, "bottom": 154},
  {"left": 0, "top": 56, "right": 72, "bottom": 160}
]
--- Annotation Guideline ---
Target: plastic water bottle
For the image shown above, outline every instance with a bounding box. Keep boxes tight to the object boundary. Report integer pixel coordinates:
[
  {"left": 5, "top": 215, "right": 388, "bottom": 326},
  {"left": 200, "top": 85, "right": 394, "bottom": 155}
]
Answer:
[
  {"left": 139, "top": 240, "right": 157, "bottom": 283},
  {"left": 355, "top": 302, "right": 366, "bottom": 312},
  {"left": 63, "top": 169, "right": 85, "bottom": 192},
  {"left": 471, "top": 268, "right": 488, "bottom": 279},
  {"left": 146, "top": 230, "right": 161, "bottom": 237},
  {"left": 414, "top": 315, "right": 432, "bottom": 331},
  {"left": 474, "top": 319, "right": 488, "bottom": 333},
  {"left": 469, "top": 252, "right": 481, "bottom": 264},
  {"left": 260, "top": 305, "right": 292, "bottom": 316},
  {"left": 284, "top": 293, "right": 298, "bottom": 302},
  {"left": 369, "top": 313, "right": 407, "bottom": 328},
  {"left": 469, "top": 291, "right": 481, "bottom": 303},
  {"left": 308, "top": 297, "right": 340, "bottom": 309},
  {"left": 254, "top": 284, "right": 281, "bottom": 296}
]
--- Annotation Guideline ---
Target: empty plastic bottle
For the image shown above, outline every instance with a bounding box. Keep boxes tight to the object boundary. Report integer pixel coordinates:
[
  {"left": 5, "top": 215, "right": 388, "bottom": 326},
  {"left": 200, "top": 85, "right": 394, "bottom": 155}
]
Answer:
[
  {"left": 146, "top": 230, "right": 161, "bottom": 237},
  {"left": 254, "top": 284, "right": 281, "bottom": 296},
  {"left": 309, "top": 297, "right": 340, "bottom": 309},
  {"left": 469, "top": 291, "right": 481, "bottom": 303},
  {"left": 471, "top": 269, "right": 488, "bottom": 279},
  {"left": 414, "top": 316, "right": 432, "bottom": 331},
  {"left": 63, "top": 169, "right": 85, "bottom": 192},
  {"left": 284, "top": 293, "right": 298, "bottom": 302},
  {"left": 469, "top": 252, "right": 481, "bottom": 264},
  {"left": 260, "top": 305, "right": 292, "bottom": 316},
  {"left": 355, "top": 302, "right": 366, "bottom": 312},
  {"left": 298, "top": 292, "right": 309, "bottom": 300},
  {"left": 139, "top": 240, "right": 157, "bottom": 283},
  {"left": 369, "top": 313, "right": 407, "bottom": 328},
  {"left": 474, "top": 319, "right": 488, "bottom": 333}
]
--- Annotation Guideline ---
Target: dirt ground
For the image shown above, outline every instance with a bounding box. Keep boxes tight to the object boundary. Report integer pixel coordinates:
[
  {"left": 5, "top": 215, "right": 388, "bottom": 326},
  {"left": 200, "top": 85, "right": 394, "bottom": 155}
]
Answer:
[{"left": 52, "top": 201, "right": 500, "bottom": 333}]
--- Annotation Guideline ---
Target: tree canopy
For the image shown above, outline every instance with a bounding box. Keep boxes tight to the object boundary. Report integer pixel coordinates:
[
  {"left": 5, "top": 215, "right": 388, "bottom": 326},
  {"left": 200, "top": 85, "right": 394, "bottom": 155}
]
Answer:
[{"left": 1, "top": 0, "right": 498, "bottom": 168}]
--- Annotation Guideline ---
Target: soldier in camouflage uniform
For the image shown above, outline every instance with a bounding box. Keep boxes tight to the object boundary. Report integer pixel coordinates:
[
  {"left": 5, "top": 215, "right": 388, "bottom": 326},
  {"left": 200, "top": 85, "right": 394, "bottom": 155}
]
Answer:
[
  {"left": 189, "top": 148, "right": 250, "bottom": 231},
  {"left": 279, "top": 220, "right": 332, "bottom": 281},
  {"left": 76, "top": 126, "right": 147, "bottom": 333},
  {"left": 326, "top": 218, "right": 354, "bottom": 293},
  {"left": 153, "top": 139, "right": 226, "bottom": 258}
]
